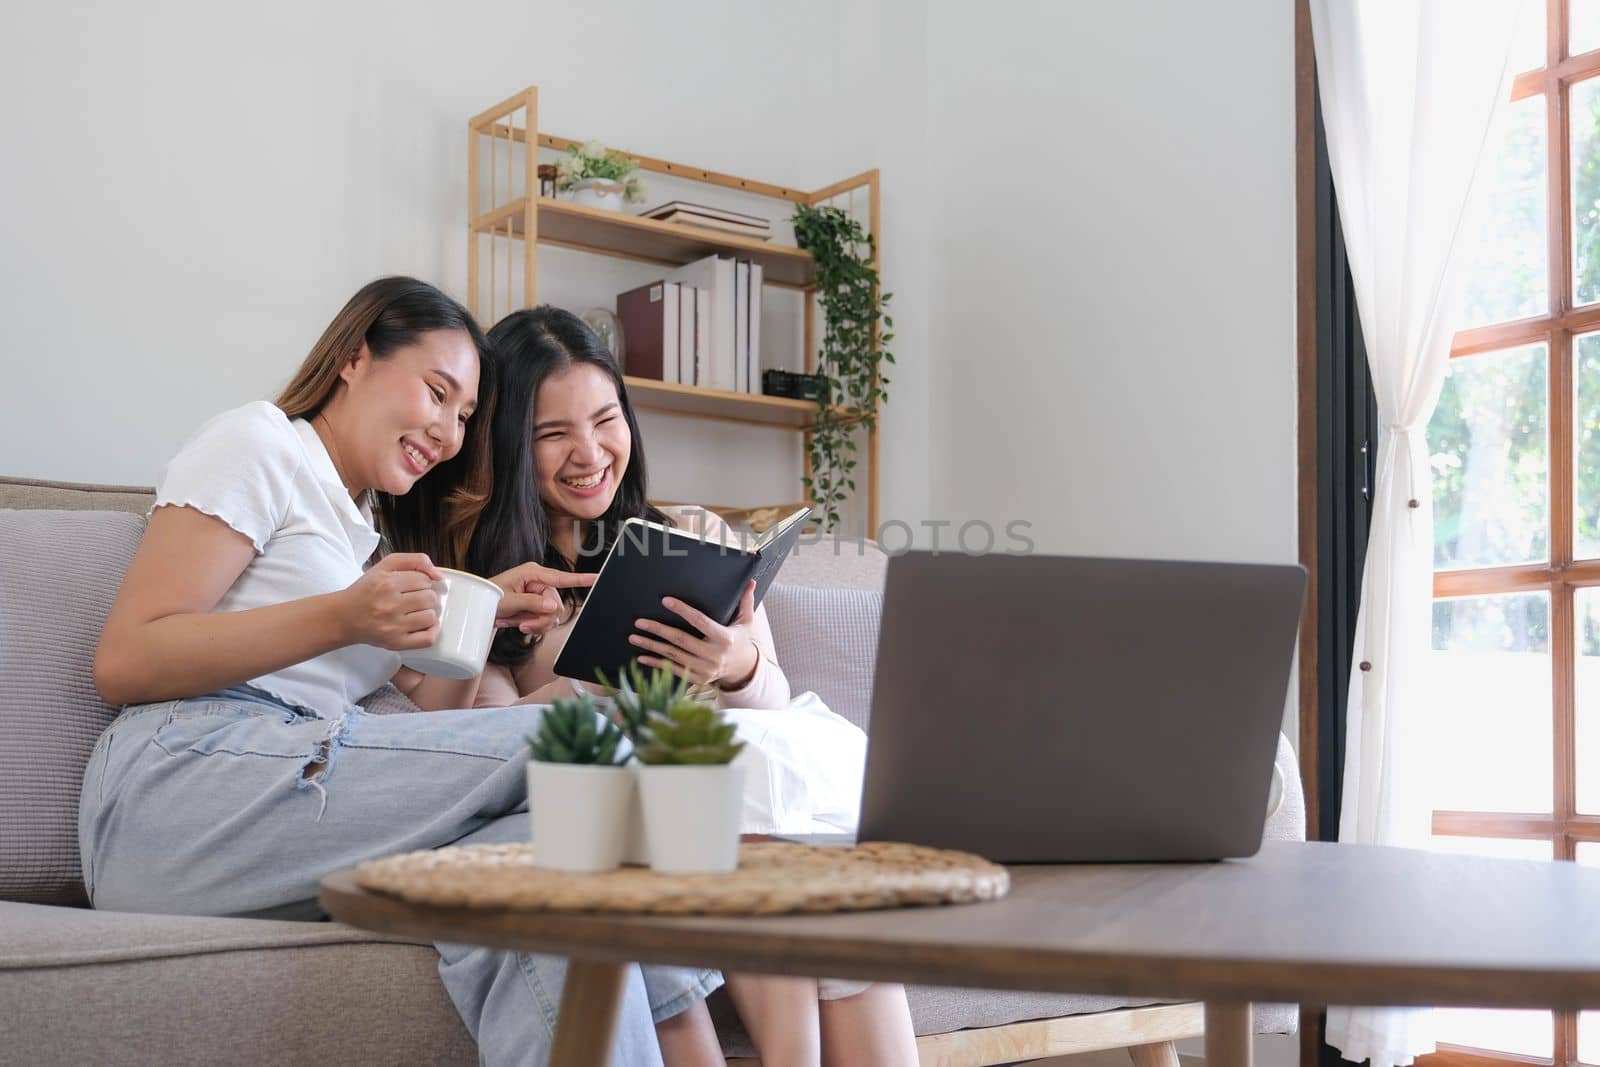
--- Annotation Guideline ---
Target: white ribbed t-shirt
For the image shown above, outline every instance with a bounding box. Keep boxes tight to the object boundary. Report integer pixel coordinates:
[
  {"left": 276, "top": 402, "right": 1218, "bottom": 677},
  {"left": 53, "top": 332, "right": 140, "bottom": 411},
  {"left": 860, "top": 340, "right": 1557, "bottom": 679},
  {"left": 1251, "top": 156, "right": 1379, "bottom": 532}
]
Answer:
[{"left": 152, "top": 401, "right": 401, "bottom": 716}]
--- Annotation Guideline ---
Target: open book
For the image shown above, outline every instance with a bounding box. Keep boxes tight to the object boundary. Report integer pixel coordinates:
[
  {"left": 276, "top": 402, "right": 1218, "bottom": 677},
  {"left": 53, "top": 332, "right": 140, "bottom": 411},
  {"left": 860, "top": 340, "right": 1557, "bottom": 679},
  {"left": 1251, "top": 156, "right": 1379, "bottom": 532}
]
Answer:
[{"left": 553, "top": 507, "right": 812, "bottom": 685}]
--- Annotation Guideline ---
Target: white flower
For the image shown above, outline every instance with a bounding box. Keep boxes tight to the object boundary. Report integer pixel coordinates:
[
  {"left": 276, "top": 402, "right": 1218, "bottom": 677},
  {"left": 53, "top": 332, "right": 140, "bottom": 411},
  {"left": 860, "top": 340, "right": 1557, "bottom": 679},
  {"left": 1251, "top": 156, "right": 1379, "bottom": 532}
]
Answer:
[{"left": 580, "top": 139, "right": 607, "bottom": 161}]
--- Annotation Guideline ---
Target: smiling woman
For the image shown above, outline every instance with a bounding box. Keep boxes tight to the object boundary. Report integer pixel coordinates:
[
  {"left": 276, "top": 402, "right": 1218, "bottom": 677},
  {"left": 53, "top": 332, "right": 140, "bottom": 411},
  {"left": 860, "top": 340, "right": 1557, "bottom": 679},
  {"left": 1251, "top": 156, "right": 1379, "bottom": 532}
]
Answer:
[
  {"left": 463, "top": 306, "right": 918, "bottom": 1066},
  {"left": 532, "top": 368, "right": 635, "bottom": 557},
  {"left": 465, "top": 305, "right": 782, "bottom": 704},
  {"left": 77, "top": 276, "right": 725, "bottom": 1067},
  {"left": 274, "top": 277, "right": 495, "bottom": 569}
]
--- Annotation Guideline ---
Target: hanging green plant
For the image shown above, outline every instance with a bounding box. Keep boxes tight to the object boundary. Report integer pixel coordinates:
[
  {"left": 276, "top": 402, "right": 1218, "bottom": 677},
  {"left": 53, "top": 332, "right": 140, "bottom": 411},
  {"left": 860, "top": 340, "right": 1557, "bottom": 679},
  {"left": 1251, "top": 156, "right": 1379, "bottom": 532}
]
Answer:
[{"left": 792, "top": 203, "right": 895, "bottom": 530}]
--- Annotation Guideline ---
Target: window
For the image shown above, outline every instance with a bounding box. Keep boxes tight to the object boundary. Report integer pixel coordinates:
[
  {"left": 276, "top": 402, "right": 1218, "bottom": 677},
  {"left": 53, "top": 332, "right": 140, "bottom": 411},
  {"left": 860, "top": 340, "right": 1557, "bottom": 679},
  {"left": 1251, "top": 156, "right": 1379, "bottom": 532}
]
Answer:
[{"left": 1423, "top": 2, "right": 1600, "bottom": 1062}]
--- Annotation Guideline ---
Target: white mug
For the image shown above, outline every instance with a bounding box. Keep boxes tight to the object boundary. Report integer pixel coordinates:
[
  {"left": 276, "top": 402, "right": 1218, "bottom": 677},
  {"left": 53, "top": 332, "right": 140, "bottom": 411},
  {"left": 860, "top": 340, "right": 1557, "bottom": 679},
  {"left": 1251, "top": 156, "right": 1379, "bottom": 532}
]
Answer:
[{"left": 398, "top": 568, "right": 504, "bottom": 680}]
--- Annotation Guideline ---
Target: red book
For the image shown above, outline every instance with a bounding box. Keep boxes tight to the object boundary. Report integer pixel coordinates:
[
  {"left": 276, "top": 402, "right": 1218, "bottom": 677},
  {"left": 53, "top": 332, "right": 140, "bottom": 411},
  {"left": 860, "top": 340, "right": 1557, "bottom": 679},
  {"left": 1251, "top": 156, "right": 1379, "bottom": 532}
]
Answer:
[{"left": 615, "top": 281, "right": 679, "bottom": 382}]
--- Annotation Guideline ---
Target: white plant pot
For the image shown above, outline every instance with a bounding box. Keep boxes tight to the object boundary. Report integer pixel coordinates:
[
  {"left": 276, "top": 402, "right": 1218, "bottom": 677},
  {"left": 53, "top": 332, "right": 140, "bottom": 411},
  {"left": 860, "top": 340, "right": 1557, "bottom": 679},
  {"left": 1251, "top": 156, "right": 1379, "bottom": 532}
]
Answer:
[
  {"left": 621, "top": 763, "right": 650, "bottom": 866},
  {"left": 570, "top": 177, "right": 625, "bottom": 212},
  {"left": 527, "top": 761, "right": 634, "bottom": 873},
  {"left": 636, "top": 763, "right": 746, "bottom": 875}
]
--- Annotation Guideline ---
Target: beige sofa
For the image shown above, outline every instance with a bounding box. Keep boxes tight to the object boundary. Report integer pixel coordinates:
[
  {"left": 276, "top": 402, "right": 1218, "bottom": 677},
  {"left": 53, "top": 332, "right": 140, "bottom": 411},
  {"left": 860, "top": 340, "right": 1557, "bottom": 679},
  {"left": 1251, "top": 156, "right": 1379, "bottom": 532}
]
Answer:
[{"left": 0, "top": 474, "right": 1302, "bottom": 1065}]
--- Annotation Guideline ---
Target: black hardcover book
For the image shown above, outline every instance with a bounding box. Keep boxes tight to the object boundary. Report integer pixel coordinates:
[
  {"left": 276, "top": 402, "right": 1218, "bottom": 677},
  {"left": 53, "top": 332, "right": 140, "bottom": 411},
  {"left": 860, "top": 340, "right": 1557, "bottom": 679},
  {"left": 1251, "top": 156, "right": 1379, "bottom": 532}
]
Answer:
[{"left": 553, "top": 506, "right": 813, "bottom": 685}]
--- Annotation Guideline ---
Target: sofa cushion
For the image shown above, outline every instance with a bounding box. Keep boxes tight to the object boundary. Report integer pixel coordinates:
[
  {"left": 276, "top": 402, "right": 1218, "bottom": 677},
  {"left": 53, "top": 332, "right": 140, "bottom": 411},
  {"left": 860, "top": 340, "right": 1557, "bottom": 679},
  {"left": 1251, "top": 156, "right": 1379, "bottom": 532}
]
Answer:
[
  {"left": 0, "top": 898, "right": 422, "bottom": 967},
  {"left": 0, "top": 901, "right": 474, "bottom": 1065},
  {"left": 0, "top": 509, "right": 145, "bottom": 905},
  {"left": 777, "top": 538, "right": 888, "bottom": 591},
  {"left": 763, "top": 583, "right": 882, "bottom": 731},
  {"left": 0, "top": 474, "right": 154, "bottom": 515}
]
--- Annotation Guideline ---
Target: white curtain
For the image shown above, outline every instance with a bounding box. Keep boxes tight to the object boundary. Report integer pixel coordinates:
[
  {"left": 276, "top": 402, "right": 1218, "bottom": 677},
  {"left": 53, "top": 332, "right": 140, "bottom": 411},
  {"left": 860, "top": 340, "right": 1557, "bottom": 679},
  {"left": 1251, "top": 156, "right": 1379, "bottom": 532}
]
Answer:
[{"left": 1308, "top": 2, "right": 1522, "bottom": 1064}]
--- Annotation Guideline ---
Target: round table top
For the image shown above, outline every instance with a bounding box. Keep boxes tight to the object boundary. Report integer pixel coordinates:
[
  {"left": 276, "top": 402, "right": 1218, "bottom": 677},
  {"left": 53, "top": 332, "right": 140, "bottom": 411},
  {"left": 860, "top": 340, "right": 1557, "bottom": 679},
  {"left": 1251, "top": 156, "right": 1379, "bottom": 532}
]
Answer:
[
  {"left": 351, "top": 841, "right": 1010, "bottom": 915},
  {"left": 321, "top": 840, "right": 1600, "bottom": 1010}
]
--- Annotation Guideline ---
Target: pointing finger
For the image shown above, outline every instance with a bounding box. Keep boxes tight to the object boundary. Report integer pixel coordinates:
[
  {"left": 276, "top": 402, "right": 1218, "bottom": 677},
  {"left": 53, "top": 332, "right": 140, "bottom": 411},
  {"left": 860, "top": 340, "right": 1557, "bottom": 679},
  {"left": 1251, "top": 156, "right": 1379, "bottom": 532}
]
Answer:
[{"left": 535, "top": 568, "right": 598, "bottom": 589}]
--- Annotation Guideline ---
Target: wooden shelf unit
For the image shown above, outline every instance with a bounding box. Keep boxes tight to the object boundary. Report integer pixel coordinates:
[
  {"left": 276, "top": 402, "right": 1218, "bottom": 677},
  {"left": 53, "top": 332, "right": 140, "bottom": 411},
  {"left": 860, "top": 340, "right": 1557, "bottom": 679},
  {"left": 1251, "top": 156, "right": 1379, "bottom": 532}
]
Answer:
[
  {"left": 471, "top": 198, "right": 816, "bottom": 290},
  {"left": 625, "top": 378, "right": 832, "bottom": 429},
  {"left": 467, "top": 85, "right": 882, "bottom": 531}
]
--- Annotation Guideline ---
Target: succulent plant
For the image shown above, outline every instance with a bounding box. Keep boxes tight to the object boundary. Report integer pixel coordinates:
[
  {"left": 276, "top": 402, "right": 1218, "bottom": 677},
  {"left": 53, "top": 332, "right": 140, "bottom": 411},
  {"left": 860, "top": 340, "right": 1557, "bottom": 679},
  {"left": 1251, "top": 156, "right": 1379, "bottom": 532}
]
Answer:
[
  {"left": 528, "top": 693, "right": 627, "bottom": 765},
  {"left": 597, "top": 660, "right": 692, "bottom": 742},
  {"left": 633, "top": 699, "right": 746, "bottom": 766}
]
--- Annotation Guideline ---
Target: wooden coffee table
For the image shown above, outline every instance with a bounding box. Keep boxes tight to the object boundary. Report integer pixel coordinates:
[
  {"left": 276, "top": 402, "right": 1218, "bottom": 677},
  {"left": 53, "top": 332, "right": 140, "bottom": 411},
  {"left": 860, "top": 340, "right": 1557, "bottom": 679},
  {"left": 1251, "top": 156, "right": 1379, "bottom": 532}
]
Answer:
[{"left": 321, "top": 840, "right": 1600, "bottom": 1067}]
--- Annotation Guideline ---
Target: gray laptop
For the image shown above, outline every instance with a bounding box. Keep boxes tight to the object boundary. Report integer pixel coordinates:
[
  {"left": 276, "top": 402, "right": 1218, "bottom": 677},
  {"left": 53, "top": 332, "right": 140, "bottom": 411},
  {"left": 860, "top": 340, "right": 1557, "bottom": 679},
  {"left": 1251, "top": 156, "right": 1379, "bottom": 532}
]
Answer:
[{"left": 854, "top": 550, "right": 1306, "bottom": 863}]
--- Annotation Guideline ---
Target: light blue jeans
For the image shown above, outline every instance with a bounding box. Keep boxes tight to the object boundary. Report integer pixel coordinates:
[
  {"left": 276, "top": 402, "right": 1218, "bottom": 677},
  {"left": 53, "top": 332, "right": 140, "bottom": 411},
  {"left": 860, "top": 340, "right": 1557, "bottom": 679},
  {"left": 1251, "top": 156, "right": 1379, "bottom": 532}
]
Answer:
[{"left": 77, "top": 685, "right": 722, "bottom": 1066}]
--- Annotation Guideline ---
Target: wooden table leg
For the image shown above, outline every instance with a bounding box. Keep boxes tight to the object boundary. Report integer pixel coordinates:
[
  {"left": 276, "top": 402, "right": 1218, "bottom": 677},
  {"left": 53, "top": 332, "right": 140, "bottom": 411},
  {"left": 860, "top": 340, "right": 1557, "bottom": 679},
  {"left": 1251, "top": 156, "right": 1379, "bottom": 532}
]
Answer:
[
  {"left": 1129, "top": 1042, "right": 1182, "bottom": 1067},
  {"left": 551, "top": 958, "right": 630, "bottom": 1067},
  {"left": 1204, "top": 1002, "right": 1252, "bottom": 1067}
]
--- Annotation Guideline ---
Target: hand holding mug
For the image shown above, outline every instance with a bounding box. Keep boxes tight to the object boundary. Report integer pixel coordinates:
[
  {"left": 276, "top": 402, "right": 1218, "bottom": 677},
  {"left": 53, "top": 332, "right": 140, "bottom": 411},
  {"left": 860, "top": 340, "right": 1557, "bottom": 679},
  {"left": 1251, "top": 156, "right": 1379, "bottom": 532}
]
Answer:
[{"left": 339, "top": 553, "right": 443, "bottom": 651}]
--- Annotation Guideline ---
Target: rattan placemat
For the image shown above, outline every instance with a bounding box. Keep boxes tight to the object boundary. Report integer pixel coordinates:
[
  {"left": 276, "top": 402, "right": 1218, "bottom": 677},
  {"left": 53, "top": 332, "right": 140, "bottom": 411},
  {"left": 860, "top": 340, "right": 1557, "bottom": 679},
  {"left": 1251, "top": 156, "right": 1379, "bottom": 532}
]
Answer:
[{"left": 354, "top": 841, "right": 1009, "bottom": 915}]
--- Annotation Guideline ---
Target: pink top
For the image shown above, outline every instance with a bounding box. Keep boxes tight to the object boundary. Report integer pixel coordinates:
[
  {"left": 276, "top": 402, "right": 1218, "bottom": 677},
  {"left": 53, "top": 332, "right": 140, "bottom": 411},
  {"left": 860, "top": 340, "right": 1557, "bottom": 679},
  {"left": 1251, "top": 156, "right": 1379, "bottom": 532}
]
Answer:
[{"left": 475, "top": 506, "right": 791, "bottom": 710}]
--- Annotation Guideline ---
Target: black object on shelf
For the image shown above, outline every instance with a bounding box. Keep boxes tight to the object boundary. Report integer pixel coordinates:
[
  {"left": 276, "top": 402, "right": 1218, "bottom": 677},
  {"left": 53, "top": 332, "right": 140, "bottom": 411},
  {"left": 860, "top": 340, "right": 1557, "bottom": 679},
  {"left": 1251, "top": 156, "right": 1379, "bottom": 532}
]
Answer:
[{"left": 762, "top": 369, "right": 830, "bottom": 403}]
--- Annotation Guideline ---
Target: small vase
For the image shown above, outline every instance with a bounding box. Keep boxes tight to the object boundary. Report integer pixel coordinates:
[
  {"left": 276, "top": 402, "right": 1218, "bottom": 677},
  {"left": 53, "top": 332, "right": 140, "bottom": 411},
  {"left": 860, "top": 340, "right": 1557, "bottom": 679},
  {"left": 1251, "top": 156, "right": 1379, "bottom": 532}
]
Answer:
[
  {"left": 527, "top": 761, "right": 634, "bottom": 873},
  {"left": 569, "top": 177, "right": 625, "bottom": 212},
  {"left": 636, "top": 763, "right": 746, "bottom": 875}
]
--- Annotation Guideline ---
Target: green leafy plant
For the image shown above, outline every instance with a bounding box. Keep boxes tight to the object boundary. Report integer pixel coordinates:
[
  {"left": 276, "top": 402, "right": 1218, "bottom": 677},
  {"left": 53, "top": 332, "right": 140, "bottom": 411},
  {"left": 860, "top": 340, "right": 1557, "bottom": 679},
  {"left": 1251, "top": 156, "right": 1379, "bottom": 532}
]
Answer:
[
  {"left": 634, "top": 700, "right": 745, "bottom": 766},
  {"left": 527, "top": 693, "right": 627, "bottom": 765},
  {"left": 791, "top": 203, "right": 895, "bottom": 529},
  {"left": 555, "top": 140, "right": 646, "bottom": 204},
  {"left": 598, "top": 660, "right": 691, "bottom": 742}
]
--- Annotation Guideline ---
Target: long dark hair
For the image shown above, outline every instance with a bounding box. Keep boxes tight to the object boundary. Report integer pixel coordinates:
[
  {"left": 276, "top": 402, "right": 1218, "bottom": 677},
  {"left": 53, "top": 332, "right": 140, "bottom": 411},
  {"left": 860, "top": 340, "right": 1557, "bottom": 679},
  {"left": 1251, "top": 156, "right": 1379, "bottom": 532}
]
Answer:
[
  {"left": 276, "top": 276, "right": 494, "bottom": 568},
  {"left": 468, "top": 305, "right": 667, "bottom": 667}
]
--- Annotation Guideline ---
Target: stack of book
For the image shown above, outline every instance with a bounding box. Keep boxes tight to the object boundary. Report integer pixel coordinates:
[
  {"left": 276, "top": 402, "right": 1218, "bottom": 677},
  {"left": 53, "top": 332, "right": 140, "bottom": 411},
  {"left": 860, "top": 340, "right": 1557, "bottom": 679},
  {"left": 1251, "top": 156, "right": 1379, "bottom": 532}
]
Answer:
[
  {"left": 640, "top": 201, "right": 772, "bottom": 242},
  {"left": 616, "top": 254, "right": 764, "bottom": 393}
]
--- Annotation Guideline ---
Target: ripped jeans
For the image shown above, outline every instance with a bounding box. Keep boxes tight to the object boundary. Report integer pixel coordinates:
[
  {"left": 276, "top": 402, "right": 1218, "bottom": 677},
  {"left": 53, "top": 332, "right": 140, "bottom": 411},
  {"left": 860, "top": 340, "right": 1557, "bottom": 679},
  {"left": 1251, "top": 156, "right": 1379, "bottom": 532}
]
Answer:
[{"left": 77, "top": 685, "right": 722, "bottom": 1067}]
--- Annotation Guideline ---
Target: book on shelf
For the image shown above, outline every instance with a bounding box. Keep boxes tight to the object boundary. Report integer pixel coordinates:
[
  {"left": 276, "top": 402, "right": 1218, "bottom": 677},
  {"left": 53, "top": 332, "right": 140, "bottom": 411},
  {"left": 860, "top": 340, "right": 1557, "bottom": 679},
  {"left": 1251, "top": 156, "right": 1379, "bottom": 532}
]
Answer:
[
  {"left": 678, "top": 283, "right": 695, "bottom": 387},
  {"left": 734, "top": 261, "right": 749, "bottom": 394},
  {"left": 667, "top": 255, "right": 737, "bottom": 392},
  {"left": 616, "top": 281, "right": 669, "bottom": 384},
  {"left": 640, "top": 200, "right": 770, "bottom": 227},
  {"left": 729, "top": 259, "right": 765, "bottom": 393},
  {"left": 617, "top": 280, "right": 689, "bottom": 385},
  {"left": 651, "top": 211, "right": 772, "bottom": 241},
  {"left": 614, "top": 258, "right": 763, "bottom": 394},
  {"left": 746, "top": 260, "right": 763, "bottom": 393},
  {"left": 693, "top": 286, "right": 711, "bottom": 390},
  {"left": 552, "top": 506, "right": 812, "bottom": 685}
]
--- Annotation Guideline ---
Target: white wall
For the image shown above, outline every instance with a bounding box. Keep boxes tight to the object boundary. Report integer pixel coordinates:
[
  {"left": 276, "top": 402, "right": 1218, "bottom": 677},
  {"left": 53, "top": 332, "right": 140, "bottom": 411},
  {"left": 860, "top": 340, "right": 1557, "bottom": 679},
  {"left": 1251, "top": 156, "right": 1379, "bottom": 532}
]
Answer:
[
  {"left": 1, "top": 0, "right": 1293, "bottom": 566},
  {"left": 0, "top": 0, "right": 931, "bottom": 531},
  {"left": 919, "top": 0, "right": 1299, "bottom": 769},
  {"left": 923, "top": 0, "right": 1297, "bottom": 566}
]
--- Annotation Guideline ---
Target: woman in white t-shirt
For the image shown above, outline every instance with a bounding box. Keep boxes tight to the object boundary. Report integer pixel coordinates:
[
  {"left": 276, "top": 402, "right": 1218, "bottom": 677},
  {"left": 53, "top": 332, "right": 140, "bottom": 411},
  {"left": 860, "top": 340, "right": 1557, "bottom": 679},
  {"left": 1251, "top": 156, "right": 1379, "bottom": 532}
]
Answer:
[
  {"left": 79, "top": 277, "right": 724, "bottom": 1067},
  {"left": 464, "top": 306, "right": 918, "bottom": 1066}
]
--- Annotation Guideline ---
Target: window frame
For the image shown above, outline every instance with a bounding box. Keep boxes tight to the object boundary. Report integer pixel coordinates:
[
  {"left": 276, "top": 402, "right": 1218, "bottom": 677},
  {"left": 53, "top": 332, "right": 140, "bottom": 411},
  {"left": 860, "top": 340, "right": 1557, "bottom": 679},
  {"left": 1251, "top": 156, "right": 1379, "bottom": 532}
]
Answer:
[
  {"left": 1431, "top": 2, "right": 1600, "bottom": 1062},
  {"left": 1299, "top": 1, "right": 1600, "bottom": 1063},
  {"left": 1430, "top": 1, "right": 1600, "bottom": 877}
]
